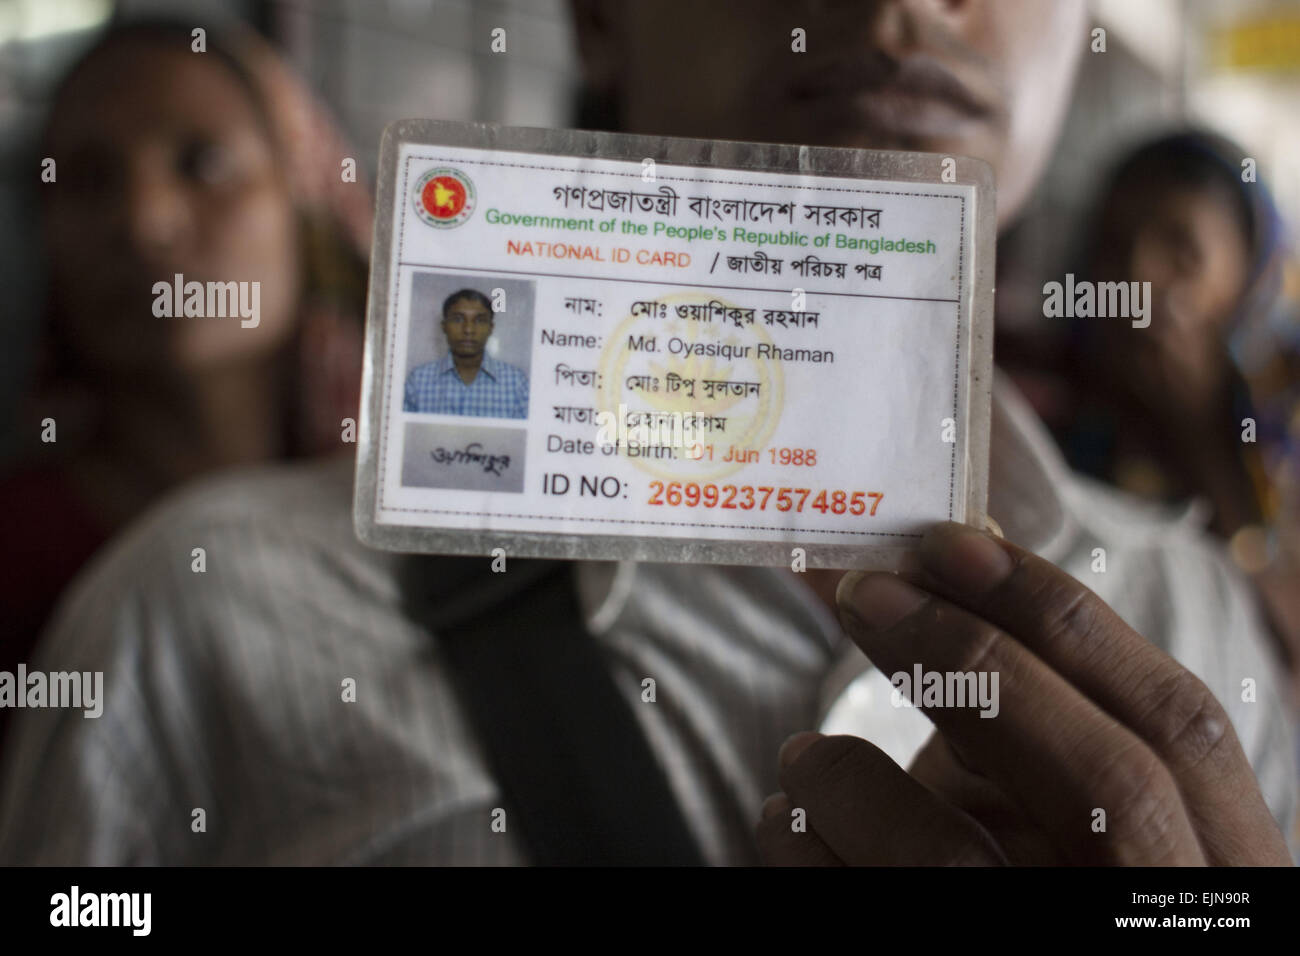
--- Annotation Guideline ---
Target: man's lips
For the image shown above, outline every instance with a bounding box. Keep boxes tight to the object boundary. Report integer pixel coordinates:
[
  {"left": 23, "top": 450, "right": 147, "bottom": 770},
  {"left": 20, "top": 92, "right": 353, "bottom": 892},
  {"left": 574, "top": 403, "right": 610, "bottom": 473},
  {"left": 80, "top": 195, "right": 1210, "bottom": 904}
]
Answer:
[{"left": 788, "top": 54, "right": 994, "bottom": 136}]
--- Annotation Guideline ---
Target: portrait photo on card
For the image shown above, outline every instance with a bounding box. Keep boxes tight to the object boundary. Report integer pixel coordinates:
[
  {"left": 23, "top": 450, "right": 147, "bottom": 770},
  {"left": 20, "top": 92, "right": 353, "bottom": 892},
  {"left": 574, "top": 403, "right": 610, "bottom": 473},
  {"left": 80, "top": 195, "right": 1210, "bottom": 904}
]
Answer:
[{"left": 402, "top": 270, "right": 535, "bottom": 420}]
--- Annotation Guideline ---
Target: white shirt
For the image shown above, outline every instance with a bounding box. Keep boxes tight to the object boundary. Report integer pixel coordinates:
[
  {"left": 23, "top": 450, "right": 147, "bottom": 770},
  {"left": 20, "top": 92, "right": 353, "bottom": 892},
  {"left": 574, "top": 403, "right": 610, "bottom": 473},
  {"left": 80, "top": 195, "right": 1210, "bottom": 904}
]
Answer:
[{"left": 0, "top": 375, "right": 1294, "bottom": 863}]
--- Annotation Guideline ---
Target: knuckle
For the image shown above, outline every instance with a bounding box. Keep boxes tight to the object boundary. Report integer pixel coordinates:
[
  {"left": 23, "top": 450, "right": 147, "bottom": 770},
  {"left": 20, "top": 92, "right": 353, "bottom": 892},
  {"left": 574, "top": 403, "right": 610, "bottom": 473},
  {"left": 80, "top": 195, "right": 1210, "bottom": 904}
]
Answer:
[
  {"left": 1140, "top": 669, "right": 1234, "bottom": 771},
  {"left": 999, "top": 554, "right": 1117, "bottom": 657},
  {"left": 1110, "top": 789, "right": 1188, "bottom": 865},
  {"left": 1035, "top": 578, "right": 1107, "bottom": 650},
  {"left": 1095, "top": 743, "right": 1188, "bottom": 863}
]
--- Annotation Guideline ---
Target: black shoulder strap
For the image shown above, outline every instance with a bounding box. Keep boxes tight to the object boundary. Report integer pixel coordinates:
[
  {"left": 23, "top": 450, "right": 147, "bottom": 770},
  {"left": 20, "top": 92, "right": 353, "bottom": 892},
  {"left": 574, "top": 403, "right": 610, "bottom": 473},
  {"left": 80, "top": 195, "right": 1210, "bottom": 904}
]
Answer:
[{"left": 398, "top": 555, "right": 706, "bottom": 866}]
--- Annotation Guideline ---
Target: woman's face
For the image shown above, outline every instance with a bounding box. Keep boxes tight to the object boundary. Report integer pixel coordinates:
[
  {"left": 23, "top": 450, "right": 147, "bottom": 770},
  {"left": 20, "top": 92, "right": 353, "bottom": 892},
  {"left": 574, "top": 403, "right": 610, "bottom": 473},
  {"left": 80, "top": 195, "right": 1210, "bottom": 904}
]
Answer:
[
  {"left": 1100, "top": 184, "right": 1253, "bottom": 404},
  {"left": 43, "top": 37, "right": 301, "bottom": 376},
  {"left": 1128, "top": 186, "right": 1252, "bottom": 344}
]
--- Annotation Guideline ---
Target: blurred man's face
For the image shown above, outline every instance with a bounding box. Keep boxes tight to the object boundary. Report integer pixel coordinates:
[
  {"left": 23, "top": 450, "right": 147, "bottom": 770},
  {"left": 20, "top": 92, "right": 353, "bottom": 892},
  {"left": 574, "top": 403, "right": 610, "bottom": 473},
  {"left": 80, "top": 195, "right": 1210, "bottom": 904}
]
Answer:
[
  {"left": 572, "top": 0, "right": 1087, "bottom": 227},
  {"left": 442, "top": 297, "right": 494, "bottom": 360}
]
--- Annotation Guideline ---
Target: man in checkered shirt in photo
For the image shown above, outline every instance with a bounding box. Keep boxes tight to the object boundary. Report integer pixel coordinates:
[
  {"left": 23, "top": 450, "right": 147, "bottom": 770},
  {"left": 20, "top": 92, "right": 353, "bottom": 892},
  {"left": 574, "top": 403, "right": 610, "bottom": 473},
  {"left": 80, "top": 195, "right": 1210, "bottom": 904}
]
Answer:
[{"left": 403, "top": 288, "right": 530, "bottom": 419}]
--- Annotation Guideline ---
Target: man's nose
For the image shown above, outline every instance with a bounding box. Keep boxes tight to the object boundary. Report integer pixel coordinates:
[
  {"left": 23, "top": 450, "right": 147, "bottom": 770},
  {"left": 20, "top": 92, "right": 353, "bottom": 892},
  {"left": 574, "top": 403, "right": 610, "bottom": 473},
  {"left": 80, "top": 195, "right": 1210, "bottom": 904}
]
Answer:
[
  {"left": 800, "top": 0, "right": 977, "bottom": 60},
  {"left": 835, "top": 0, "right": 977, "bottom": 46},
  {"left": 897, "top": 0, "right": 978, "bottom": 21}
]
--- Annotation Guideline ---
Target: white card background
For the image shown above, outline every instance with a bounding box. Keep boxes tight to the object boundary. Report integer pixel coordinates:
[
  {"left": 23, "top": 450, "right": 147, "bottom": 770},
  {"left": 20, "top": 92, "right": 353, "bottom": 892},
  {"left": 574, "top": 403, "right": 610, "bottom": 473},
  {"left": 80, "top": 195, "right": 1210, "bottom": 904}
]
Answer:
[{"left": 370, "top": 141, "right": 977, "bottom": 552}]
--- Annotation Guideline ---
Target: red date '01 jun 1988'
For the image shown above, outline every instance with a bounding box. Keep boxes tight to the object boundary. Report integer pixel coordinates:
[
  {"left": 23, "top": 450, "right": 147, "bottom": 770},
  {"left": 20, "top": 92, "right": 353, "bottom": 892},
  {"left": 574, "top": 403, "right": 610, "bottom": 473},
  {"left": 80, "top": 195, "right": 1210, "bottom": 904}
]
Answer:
[
  {"left": 686, "top": 446, "right": 817, "bottom": 465},
  {"left": 647, "top": 482, "right": 883, "bottom": 515}
]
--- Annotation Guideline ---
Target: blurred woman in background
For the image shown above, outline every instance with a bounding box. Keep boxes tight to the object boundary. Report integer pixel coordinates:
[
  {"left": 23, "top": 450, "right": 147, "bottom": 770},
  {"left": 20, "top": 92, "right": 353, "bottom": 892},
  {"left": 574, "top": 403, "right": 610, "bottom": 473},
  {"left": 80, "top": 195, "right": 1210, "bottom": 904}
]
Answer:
[
  {"left": 1061, "top": 130, "right": 1300, "bottom": 694},
  {"left": 0, "top": 18, "right": 372, "bottom": 727}
]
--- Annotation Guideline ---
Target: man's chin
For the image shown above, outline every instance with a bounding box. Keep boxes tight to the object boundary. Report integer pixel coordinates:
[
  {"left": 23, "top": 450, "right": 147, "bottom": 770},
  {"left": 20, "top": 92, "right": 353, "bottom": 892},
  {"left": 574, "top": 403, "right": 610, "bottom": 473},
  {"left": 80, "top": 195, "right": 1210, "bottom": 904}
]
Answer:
[
  {"left": 807, "top": 127, "right": 976, "bottom": 158},
  {"left": 740, "top": 116, "right": 994, "bottom": 165}
]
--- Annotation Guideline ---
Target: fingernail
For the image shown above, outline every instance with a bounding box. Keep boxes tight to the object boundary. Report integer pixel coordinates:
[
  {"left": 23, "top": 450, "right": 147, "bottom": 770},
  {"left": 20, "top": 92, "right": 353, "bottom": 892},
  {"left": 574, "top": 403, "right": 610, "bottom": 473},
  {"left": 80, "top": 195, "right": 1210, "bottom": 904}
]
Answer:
[
  {"left": 920, "top": 522, "right": 1014, "bottom": 594},
  {"left": 837, "top": 572, "right": 928, "bottom": 631},
  {"left": 779, "top": 731, "right": 823, "bottom": 768}
]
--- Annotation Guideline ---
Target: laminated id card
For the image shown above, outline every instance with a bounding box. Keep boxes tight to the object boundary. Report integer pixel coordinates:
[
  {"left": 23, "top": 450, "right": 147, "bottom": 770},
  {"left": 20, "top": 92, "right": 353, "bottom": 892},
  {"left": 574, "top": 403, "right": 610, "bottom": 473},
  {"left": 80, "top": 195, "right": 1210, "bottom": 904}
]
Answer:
[{"left": 354, "top": 120, "right": 994, "bottom": 568}]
